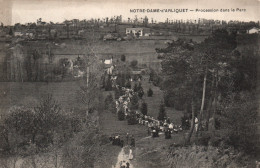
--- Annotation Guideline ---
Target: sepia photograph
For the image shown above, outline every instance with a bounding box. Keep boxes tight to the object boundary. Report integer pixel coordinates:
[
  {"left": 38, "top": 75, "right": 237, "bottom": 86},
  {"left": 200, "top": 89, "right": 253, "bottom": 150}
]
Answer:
[{"left": 0, "top": 0, "right": 259, "bottom": 167}]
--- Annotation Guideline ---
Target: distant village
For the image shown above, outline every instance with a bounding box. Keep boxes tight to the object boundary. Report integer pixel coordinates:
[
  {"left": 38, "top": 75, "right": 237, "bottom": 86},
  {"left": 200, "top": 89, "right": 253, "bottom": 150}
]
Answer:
[{"left": 0, "top": 15, "right": 259, "bottom": 41}]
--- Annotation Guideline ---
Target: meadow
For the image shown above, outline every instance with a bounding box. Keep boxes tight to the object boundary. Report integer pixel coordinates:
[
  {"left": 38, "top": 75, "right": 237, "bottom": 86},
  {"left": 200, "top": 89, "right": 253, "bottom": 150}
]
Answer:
[{"left": 0, "top": 81, "right": 85, "bottom": 115}]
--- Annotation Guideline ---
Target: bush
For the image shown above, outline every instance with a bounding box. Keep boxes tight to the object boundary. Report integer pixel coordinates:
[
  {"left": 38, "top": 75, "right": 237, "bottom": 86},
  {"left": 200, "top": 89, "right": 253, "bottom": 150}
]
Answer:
[
  {"left": 1, "top": 95, "right": 71, "bottom": 153},
  {"left": 121, "top": 54, "right": 126, "bottom": 62},
  {"left": 181, "top": 115, "right": 190, "bottom": 130},
  {"left": 114, "top": 88, "right": 120, "bottom": 99},
  {"left": 117, "top": 109, "right": 125, "bottom": 121},
  {"left": 130, "top": 60, "right": 138, "bottom": 68},
  {"left": 219, "top": 92, "right": 257, "bottom": 154},
  {"left": 130, "top": 94, "right": 139, "bottom": 110},
  {"left": 126, "top": 81, "right": 131, "bottom": 88},
  {"left": 197, "top": 132, "right": 211, "bottom": 146},
  {"left": 105, "top": 76, "right": 113, "bottom": 91},
  {"left": 127, "top": 113, "right": 138, "bottom": 125},
  {"left": 105, "top": 94, "right": 116, "bottom": 113},
  {"left": 105, "top": 93, "right": 114, "bottom": 109},
  {"left": 133, "top": 83, "right": 138, "bottom": 92},
  {"left": 147, "top": 88, "right": 153, "bottom": 97},
  {"left": 157, "top": 102, "right": 166, "bottom": 121},
  {"left": 141, "top": 102, "right": 148, "bottom": 116}
]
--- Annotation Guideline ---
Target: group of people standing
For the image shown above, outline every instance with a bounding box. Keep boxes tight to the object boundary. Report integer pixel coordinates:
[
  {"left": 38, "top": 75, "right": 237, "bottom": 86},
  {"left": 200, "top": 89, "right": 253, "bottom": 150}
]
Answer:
[
  {"left": 109, "top": 133, "right": 136, "bottom": 148},
  {"left": 114, "top": 84, "right": 183, "bottom": 140}
]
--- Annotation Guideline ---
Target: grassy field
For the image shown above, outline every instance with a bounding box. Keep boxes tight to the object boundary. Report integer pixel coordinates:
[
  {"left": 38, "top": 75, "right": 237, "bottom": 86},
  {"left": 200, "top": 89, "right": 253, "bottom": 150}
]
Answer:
[
  {"left": 0, "top": 81, "right": 86, "bottom": 115},
  {"left": 134, "top": 75, "right": 183, "bottom": 125}
]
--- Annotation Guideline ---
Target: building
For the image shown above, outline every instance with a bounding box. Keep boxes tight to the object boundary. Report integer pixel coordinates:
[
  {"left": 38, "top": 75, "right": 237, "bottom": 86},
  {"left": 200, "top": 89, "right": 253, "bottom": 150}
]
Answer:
[
  {"left": 126, "top": 28, "right": 143, "bottom": 37},
  {"left": 247, "top": 27, "right": 260, "bottom": 34},
  {"left": 14, "top": 31, "right": 24, "bottom": 37}
]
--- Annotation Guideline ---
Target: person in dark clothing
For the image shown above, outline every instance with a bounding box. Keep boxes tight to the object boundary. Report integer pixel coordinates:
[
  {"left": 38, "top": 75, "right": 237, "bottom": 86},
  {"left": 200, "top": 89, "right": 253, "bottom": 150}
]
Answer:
[
  {"left": 126, "top": 162, "right": 130, "bottom": 168},
  {"left": 120, "top": 140, "right": 124, "bottom": 148}
]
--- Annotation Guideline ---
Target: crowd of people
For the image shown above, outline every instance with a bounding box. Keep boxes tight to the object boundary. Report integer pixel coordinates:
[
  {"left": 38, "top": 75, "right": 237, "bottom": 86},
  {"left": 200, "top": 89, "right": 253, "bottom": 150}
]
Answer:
[
  {"left": 114, "top": 84, "right": 183, "bottom": 139},
  {"left": 109, "top": 133, "right": 136, "bottom": 148},
  {"left": 109, "top": 77, "right": 185, "bottom": 168}
]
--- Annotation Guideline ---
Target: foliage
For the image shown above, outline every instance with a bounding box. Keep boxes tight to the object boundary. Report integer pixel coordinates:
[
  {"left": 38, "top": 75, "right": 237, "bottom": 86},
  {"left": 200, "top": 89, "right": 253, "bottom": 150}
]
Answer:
[
  {"left": 0, "top": 95, "right": 80, "bottom": 155},
  {"left": 141, "top": 102, "right": 148, "bottom": 116},
  {"left": 149, "top": 68, "right": 162, "bottom": 86},
  {"left": 130, "top": 94, "right": 139, "bottom": 110},
  {"left": 127, "top": 112, "right": 138, "bottom": 125},
  {"left": 147, "top": 88, "right": 153, "bottom": 97},
  {"left": 130, "top": 60, "right": 138, "bottom": 68},
  {"left": 117, "top": 109, "right": 125, "bottom": 121},
  {"left": 114, "top": 88, "right": 120, "bottom": 99},
  {"left": 104, "top": 75, "right": 113, "bottom": 91},
  {"left": 219, "top": 92, "right": 257, "bottom": 154},
  {"left": 104, "top": 93, "right": 114, "bottom": 110},
  {"left": 157, "top": 102, "right": 166, "bottom": 121},
  {"left": 181, "top": 114, "right": 191, "bottom": 130},
  {"left": 121, "top": 54, "right": 126, "bottom": 62},
  {"left": 133, "top": 83, "right": 138, "bottom": 92},
  {"left": 125, "top": 80, "right": 131, "bottom": 88},
  {"left": 62, "top": 123, "right": 102, "bottom": 168}
]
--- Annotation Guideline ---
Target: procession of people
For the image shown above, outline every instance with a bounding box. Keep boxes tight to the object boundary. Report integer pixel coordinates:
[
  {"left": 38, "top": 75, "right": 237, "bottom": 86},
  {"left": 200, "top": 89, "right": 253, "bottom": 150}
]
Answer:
[{"left": 110, "top": 76, "right": 184, "bottom": 168}]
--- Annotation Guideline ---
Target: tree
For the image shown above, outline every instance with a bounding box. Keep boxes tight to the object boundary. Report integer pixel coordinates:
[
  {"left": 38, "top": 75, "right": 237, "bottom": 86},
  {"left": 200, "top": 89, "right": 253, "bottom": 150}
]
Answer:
[
  {"left": 105, "top": 93, "right": 114, "bottom": 109},
  {"left": 130, "top": 94, "right": 139, "bottom": 110},
  {"left": 126, "top": 80, "right": 131, "bottom": 88},
  {"left": 157, "top": 102, "right": 166, "bottom": 121},
  {"left": 133, "top": 83, "right": 138, "bottom": 92},
  {"left": 141, "top": 102, "right": 148, "bottom": 116},
  {"left": 62, "top": 122, "right": 102, "bottom": 168},
  {"left": 121, "top": 54, "right": 126, "bottom": 62},
  {"left": 219, "top": 92, "right": 257, "bottom": 154},
  {"left": 117, "top": 109, "right": 125, "bottom": 121},
  {"left": 105, "top": 75, "right": 113, "bottom": 91},
  {"left": 147, "top": 88, "right": 153, "bottom": 97},
  {"left": 34, "top": 94, "right": 63, "bottom": 145},
  {"left": 130, "top": 60, "right": 138, "bottom": 68}
]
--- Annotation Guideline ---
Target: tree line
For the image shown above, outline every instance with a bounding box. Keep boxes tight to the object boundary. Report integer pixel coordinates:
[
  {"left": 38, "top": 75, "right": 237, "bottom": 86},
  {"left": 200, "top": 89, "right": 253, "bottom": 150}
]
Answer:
[{"left": 157, "top": 30, "right": 258, "bottom": 154}]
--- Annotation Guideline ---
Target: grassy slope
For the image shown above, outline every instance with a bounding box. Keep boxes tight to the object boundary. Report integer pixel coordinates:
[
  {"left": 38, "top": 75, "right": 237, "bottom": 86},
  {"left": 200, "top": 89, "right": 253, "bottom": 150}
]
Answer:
[
  {"left": 0, "top": 81, "right": 85, "bottom": 114},
  {"left": 97, "top": 76, "right": 185, "bottom": 168}
]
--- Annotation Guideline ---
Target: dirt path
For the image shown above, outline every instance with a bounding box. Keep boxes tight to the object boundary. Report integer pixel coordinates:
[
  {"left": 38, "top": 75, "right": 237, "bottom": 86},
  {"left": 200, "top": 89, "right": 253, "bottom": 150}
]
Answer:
[{"left": 112, "top": 147, "right": 135, "bottom": 168}]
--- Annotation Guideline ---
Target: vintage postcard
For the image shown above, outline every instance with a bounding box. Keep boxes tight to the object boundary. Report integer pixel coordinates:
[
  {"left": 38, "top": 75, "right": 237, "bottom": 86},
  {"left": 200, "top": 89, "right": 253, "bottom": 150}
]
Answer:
[{"left": 0, "top": 0, "right": 259, "bottom": 168}]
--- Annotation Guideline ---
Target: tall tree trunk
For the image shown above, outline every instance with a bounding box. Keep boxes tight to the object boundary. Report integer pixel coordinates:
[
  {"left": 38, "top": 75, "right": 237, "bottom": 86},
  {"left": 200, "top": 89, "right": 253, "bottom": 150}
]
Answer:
[
  {"left": 197, "top": 66, "right": 208, "bottom": 136},
  {"left": 185, "top": 79, "right": 196, "bottom": 144},
  {"left": 186, "top": 96, "right": 195, "bottom": 145},
  {"left": 206, "top": 72, "right": 215, "bottom": 131},
  {"left": 212, "top": 70, "right": 218, "bottom": 132}
]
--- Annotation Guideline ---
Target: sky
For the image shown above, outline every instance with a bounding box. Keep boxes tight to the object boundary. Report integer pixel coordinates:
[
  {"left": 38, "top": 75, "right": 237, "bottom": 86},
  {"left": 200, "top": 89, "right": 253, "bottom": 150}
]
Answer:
[{"left": 0, "top": 0, "right": 259, "bottom": 25}]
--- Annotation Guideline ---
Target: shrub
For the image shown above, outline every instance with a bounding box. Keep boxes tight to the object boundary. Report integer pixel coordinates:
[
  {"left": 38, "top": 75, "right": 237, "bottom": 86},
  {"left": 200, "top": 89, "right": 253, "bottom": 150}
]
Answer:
[
  {"left": 121, "top": 54, "right": 126, "bottom": 62},
  {"left": 133, "top": 83, "right": 138, "bottom": 92},
  {"left": 127, "top": 113, "right": 138, "bottom": 125},
  {"left": 181, "top": 115, "right": 190, "bottom": 130},
  {"left": 219, "top": 92, "right": 257, "bottom": 154},
  {"left": 141, "top": 102, "right": 148, "bottom": 116},
  {"left": 114, "top": 89, "right": 120, "bottom": 99},
  {"left": 157, "top": 102, "right": 166, "bottom": 121},
  {"left": 130, "top": 94, "right": 139, "bottom": 110},
  {"left": 130, "top": 60, "right": 138, "bottom": 68},
  {"left": 105, "top": 93, "right": 114, "bottom": 109},
  {"left": 126, "top": 81, "right": 131, "bottom": 88},
  {"left": 105, "top": 76, "right": 112, "bottom": 91},
  {"left": 117, "top": 109, "right": 125, "bottom": 121},
  {"left": 147, "top": 88, "right": 153, "bottom": 97}
]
